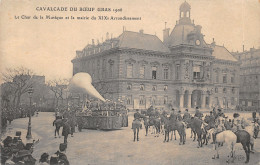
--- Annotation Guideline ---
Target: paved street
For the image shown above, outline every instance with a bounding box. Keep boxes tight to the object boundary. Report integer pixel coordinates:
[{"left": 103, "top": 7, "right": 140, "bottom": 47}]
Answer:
[{"left": 2, "top": 112, "right": 260, "bottom": 165}]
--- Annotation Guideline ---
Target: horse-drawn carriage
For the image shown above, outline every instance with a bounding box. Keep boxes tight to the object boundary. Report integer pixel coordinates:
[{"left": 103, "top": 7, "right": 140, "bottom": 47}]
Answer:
[{"left": 76, "top": 109, "right": 128, "bottom": 130}]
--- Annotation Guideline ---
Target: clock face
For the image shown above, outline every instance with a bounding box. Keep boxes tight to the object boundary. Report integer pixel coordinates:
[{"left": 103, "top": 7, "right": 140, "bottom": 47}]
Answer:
[{"left": 195, "top": 39, "right": 201, "bottom": 46}]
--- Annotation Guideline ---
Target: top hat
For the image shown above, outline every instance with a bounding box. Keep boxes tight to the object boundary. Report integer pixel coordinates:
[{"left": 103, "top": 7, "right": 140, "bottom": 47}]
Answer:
[
  {"left": 185, "top": 109, "right": 188, "bottom": 111},
  {"left": 218, "top": 109, "right": 222, "bottom": 112},
  {"left": 178, "top": 110, "right": 181, "bottom": 113},
  {"left": 210, "top": 111, "right": 213, "bottom": 113},
  {"left": 171, "top": 108, "right": 175, "bottom": 111},
  {"left": 233, "top": 113, "right": 240, "bottom": 118},
  {"left": 16, "top": 131, "right": 21, "bottom": 137},
  {"left": 59, "top": 143, "right": 67, "bottom": 152},
  {"left": 196, "top": 107, "right": 199, "bottom": 109},
  {"left": 40, "top": 152, "right": 49, "bottom": 161}
]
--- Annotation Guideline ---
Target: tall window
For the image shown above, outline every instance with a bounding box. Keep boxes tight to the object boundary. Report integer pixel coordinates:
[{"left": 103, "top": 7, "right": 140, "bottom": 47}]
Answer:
[
  {"left": 231, "top": 97, "right": 235, "bottom": 105},
  {"left": 164, "top": 68, "right": 169, "bottom": 80},
  {"left": 152, "top": 85, "right": 157, "bottom": 91},
  {"left": 126, "top": 95, "right": 132, "bottom": 105},
  {"left": 139, "top": 65, "right": 145, "bottom": 78},
  {"left": 109, "top": 63, "right": 113, "bottom": 78},
  {"left": 139, "top": 95, "right": 145, "bottom": 105},
  {"left": 126, "top": 64, "right": 133, "bottom": 78},
  {"left": 152, "top": 95, "right": 157, "bottom": 105},
  {"left": 140, "top": 84, "right": 145, "bottom": 91},
  {"left": 152, "top": 66, "right": 157, "bottom": 79},
  {"left": 223, "top": 74, "right": 227, "bottom": 83},
  {"left": 223, "top": 88, "right": 227, "bottom": 93},
  {"left": 176, "top": 65, "right": 180, "bottom": 80},
  {"left": 232, "top": 87, "right": 235, "bottom": 94},
  {"left": 193, "top": 65, "right": 200, "bottom": 79},
  {"left": 164, "top": 85, "right": 168, "bottom": 91},
  {"left": 127, "top": 84, "right": 132, "bottom": 90},
  {"left": 164, "top": 96, "right": 168, "bottom": 105},
  {"left": 215, "top": 87, "right": 218, "bottom": 93}
]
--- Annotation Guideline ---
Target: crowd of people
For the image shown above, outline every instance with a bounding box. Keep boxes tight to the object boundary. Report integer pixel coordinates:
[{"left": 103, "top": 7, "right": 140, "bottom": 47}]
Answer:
[{"left": 1, "top": 106, "right": 38, "bottom": 133}]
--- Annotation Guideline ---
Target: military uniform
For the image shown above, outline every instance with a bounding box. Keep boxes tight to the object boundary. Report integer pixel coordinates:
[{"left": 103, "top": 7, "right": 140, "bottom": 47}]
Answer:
[
  {"left": 232, "top": 116, "right": 245, "bottom": 132},
  {"left": 176, "top": 112, "right": 182, "bottom": 121},
  {"left": 183, "top": 111, "right": 191, "bottom": 122},
  {"left": 134, "top": 111, "right": 141, "bottom": 120}
]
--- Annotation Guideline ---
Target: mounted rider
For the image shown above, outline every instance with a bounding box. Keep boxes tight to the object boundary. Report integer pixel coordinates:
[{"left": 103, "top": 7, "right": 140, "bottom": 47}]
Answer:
[
  {"left": 232, "top": 113, "right": 245, "bottom": 132},
  {"left": 194, "top": 107, "right": 203, "bottom": 119},
  {"left": 176, "top": 110, "right": 182, "bottom": 121},
  {"left": 169, "top": 108, "right": 177, "bottom": 120},
  {"left": 183, "top": 109, "right": 191, "bottom": 122}
]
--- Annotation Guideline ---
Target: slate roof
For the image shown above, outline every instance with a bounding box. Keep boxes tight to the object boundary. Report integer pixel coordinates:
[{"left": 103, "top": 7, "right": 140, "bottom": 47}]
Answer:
[
  {"left": 211, "top": 45, "right": 238, "bottom": 62},
  {"left": 117, "top": 31, "right": 170, "bottom": 53}
]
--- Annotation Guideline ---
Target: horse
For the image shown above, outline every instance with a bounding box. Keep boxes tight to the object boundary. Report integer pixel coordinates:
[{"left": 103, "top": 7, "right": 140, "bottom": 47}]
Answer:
[
  {"left": 53, "top": 118, "right": 63, "bottom": 138},
  {"left": 212, "top": 130, "right": 251, "bottom": 164},
  {"left": 161, "top": 115, "right": 186, "bottom": 145},
  {"left": 132, "top": 119, "right": 142, "bottom": 142},
  {"left": 143, "top": 116, "right": 161, "bottom": 137},
  {"left": 186, "top": 117, "right": 206, "bottom": 147},
  {"left": 244, "top": 122, "right": 259, "bottom": 152}
]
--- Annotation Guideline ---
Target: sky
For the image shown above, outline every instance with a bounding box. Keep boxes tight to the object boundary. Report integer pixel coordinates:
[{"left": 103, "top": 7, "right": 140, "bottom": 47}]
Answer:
[{"left": 0, "top": 0, "right": 259, "bottom": 82}]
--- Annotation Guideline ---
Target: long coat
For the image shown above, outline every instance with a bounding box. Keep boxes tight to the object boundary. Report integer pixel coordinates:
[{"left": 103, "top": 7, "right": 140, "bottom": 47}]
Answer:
[{"left": 62, "top": 122, "right": 71, "bottom": 136}]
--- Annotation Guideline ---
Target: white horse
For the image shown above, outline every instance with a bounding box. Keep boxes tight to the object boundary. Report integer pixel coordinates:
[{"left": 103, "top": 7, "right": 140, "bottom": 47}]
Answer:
[{"left": 212, "top": 130, "right": 251, "bottom": 163}]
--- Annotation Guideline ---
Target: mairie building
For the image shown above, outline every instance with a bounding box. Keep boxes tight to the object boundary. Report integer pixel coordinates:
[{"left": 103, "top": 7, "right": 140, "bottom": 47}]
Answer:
[{"left": 71, "top": 2, "right": 240, "bottom": 111}]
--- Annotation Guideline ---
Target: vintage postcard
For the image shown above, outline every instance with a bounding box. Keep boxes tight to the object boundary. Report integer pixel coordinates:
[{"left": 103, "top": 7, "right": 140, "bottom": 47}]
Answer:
[{"left": 0, "top": 0, "right": 260, "bottom": 165}]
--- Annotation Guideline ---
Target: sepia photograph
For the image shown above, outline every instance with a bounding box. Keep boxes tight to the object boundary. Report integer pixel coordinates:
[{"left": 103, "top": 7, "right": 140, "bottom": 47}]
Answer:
[{"left": 0, "top": 0, "right": 260, "bottom": 164}]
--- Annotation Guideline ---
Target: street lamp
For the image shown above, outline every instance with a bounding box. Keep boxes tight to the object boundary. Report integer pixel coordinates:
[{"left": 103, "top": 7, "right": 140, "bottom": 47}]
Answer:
[{"left": 26, "top": 87, "right": 34, "bottom": 139}]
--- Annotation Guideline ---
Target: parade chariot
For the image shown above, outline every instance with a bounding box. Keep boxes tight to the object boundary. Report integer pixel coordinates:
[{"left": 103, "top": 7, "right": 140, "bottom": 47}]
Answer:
[{"left": 76, "top": 109, "right": 128, "bottom": 130}]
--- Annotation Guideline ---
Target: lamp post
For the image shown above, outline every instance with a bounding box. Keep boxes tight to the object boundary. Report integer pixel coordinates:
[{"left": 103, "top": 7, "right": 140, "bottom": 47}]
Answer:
[{"left": 26, "top": 87, "right": 34, "bottom": 139}]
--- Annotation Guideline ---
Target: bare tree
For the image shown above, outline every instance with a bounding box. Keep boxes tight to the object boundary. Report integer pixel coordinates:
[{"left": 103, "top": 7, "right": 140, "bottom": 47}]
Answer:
[
  {"left": 1, "top": 67, "right": 34, "bottom": 107},
  {"left": 47, "top": 79, "right": 69, "bottom": 107}
]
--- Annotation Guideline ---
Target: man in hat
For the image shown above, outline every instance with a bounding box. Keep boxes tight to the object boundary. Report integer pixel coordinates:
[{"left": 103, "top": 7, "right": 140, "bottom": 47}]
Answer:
[
  {"left": 176, "top": 110, "right": 182, "bottom": 121},
  {"left": 183, "top": 109, "right": 191, "bottom": 122},
  {"left": 169, "top": 108, "right": 177, "bottom": 120},
  {"left": 56, "top": 143, "right": 70, "bottom": 165},
  {"left": 194, "top": 107, "right": 203, "bottom": 119},
  {"left": 39, "top": 153, "right": 49, "bottom": 165},
  {"left": 134, "top": 109, "right": 141, "bottom": 121},
  {"left": 232, "top": 113, "right": 245, "bottom": 132},
  {"left": 209, "top": 111, "right": 215, "bottom": 121},
  {"left": 212, "top": 116, "right": 226, "bottom": 144},
  {"left": 62, "top": 118, "right": 71, "bottom": 144}
]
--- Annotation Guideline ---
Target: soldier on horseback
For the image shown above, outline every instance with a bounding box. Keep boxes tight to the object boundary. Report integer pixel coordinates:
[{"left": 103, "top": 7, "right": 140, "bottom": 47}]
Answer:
[
  {"left": 194, "top": 107, "right": 203, "bottom": 119},
  {"left": 176, "top": 110, "right": 182, "bottom": 121},
  {"left": 232, "top": 113, "right": 245, "bottom": 132},
  {"left": 183, "top": 109, "right": 191, "bottom": 122}
]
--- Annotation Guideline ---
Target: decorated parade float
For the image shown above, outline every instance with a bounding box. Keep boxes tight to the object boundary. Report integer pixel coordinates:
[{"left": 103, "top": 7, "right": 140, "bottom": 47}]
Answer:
[{"left": 69, "top": 73, "right": 128, "bottom": 130}]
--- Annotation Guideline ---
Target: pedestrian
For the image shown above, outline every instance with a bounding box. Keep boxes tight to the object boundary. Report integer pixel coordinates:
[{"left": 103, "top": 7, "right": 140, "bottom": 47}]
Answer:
[
  {"left": 62, "top": 118, "right": 71, "bottom": 144},
  {"left": 55, "top": 143, "right": 70, "bottom": 165},
  {"left": 39, "top": 153, "right": 49, "bottom": 165}
]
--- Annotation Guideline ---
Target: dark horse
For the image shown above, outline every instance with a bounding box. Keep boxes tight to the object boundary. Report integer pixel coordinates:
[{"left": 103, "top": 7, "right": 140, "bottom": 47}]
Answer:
[
  {"left": 186, "top": 117, "right": 206, "bottom": 147},
  {"left": 143, "top": 116, "right": 161, "bottom": 137},
  {"left": 53, "top": 116, "right": 63, "bottom": 138},
  {"left": 132, "top": 119, "right": 142, "bottom": 142},
  {"left": 161, "top": 115, "right": 186, "bottom": 145}
]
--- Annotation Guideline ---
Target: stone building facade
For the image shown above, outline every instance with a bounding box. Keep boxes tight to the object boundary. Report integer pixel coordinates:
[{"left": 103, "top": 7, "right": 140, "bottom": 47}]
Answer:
[
  {"left": 232, "top": 48, "right": 260, "bottom": 110},
  {"left": 71, "top": 2, "right": 240, "bottom": 110}
]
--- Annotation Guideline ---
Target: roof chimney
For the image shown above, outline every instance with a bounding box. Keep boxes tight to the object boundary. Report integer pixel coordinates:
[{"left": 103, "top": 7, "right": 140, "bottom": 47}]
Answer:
[
  {"left": 92, "top": 39, "right": 95, "bottom": 45},
  {"left": 211, "top": 38, "right": 216, "bottom": 47},
  {"left": 243, "top": 45, "right": 245, "bottom": 52},
  {"left": 163, "top": 28, "right": 170, "bottom": 43},
  {"left": 139, "top": 29, "right": 144, "bottom": 34}
]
